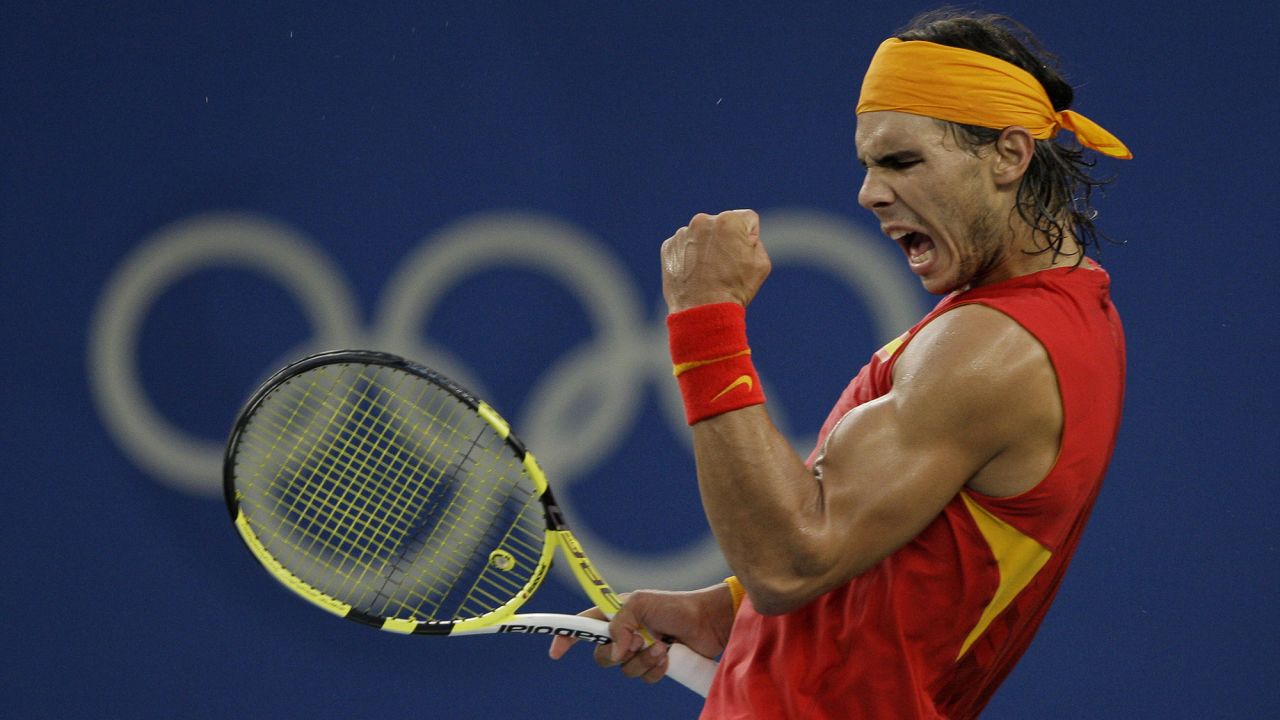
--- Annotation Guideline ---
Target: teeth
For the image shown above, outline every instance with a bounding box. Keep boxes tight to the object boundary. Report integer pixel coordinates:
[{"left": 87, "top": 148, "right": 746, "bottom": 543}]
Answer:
[{"left": 888, "top": 229, "right": 911, "bottom": 241}]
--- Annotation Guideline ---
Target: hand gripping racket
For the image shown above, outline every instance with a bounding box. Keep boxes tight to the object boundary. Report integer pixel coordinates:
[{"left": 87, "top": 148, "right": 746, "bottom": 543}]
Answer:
[{"left": 224, "top": 349, "right": 718, "bottom": 696}]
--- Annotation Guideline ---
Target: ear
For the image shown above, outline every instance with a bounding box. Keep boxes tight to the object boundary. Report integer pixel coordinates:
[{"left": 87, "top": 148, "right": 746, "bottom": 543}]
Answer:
[{"left": 992, "top": 126, "right": 1035, "bottom": 186}]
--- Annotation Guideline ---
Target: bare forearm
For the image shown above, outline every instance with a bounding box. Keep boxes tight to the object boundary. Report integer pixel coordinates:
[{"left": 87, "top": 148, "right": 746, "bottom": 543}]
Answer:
[
  {"left": 658, "top": 210, "right": 841, "bottom": 611},
  {"left": 691, "top": 406, "right": 827, "bottom": 613}
]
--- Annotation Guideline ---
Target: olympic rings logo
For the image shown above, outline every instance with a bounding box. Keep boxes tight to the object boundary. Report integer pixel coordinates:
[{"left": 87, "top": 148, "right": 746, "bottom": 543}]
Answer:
[{"left": 88, "top": 209, "right": 926, "bottom": 589}]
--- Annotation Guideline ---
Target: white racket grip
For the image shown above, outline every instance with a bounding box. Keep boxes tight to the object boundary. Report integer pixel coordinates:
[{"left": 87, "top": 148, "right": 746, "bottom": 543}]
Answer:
[
  {"left": 665, "top": 642, "right": 718, "bottom": 697},
  {"left": 506, "top": 613, "right": 718, "bottom": 697}
]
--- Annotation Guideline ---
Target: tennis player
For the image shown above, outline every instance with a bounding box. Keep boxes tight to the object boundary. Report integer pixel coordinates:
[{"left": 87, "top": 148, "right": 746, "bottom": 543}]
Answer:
[{"left": 551, "top": 9, "right": 1130, "bottom": 718}]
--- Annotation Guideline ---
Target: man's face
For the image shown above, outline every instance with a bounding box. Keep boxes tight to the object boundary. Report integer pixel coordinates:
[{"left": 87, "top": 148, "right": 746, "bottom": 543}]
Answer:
[{"left": 855, "top": 111, "right": 1012, "bottom": 294}]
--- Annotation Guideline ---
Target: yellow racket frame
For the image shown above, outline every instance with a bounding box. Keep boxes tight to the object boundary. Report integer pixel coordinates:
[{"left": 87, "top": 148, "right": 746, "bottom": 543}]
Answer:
[{"left": 229, "top": 374, "right": 620, "bottom": 636}]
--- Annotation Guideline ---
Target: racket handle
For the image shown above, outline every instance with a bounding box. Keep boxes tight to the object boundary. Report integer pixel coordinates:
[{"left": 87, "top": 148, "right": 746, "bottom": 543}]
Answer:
[{"left": 665, "top": 642, "right": 718, "bottom": 697}]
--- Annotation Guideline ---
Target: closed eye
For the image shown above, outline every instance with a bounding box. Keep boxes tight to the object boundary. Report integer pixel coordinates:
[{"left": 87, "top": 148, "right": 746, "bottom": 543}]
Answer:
[
  {"left": 858, "top": 151, "right": 922, "bottom": 170},
  {"left": 878, "top": 153, "right": 921, "bottom": 170}
]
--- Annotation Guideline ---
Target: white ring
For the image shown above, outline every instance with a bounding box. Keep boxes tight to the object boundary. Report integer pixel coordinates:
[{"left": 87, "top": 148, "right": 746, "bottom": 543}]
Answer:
[{"left": 87, "top": 213, "right": 359, "bottom": 495}]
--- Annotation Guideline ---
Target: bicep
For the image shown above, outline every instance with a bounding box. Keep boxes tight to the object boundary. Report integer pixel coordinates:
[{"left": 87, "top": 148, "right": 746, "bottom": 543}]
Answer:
[
  {"left": 730, "top": 305, "right": 1053, "bottom": 612},
  {"left": 806, "top": 305, "right": 1047, "bottom": 587},
  {"left": 810, "top": 390, "right": 984, "bottom": 578}
]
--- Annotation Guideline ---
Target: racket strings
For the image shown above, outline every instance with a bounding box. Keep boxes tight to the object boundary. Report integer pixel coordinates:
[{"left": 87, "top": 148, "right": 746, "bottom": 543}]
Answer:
[
  {"left": 248, "top": 366, "right": 440, "bottom": 575},
  {"left": 289, "top": 366, "right": 454, "bottom": 607},
  {"left": 234, "top": 363, "right": 548, "bottom": 624},
  {"left": 402, "top": 440, "right": 545, "bottom": 619},
  {"left": 248, "top": 364, "right": 474, "bottom": 603}
]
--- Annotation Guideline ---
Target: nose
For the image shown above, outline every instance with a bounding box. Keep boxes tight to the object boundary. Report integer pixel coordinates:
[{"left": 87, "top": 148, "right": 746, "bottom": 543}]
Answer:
[{"left": 857, "top": 169, "right": 893, "bottom": 210}]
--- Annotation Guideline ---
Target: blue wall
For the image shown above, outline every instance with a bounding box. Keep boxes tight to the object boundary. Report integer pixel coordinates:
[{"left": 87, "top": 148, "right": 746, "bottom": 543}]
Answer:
[{"left": 3, "top": 2, "right": 1276, "bottom": 717}]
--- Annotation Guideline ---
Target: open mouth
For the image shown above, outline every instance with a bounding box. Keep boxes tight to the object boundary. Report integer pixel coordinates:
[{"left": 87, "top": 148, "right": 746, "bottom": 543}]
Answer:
[{"left": 900, "top": 231, "right": 935, "bottom": 266}]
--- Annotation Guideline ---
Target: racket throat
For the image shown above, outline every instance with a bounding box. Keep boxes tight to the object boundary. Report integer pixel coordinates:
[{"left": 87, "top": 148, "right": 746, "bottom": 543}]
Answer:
[{"left": 555, "top": 530, "right": 624, "bottom": 616}]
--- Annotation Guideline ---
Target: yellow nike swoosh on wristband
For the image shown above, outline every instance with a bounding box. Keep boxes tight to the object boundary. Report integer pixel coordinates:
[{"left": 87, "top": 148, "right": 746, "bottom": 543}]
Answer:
[
  {"left": 711, "top": 375, "right": 754, "bottom": 401},
  {"left": 672, "top": 348, "right": 752, "bottom": 377}
]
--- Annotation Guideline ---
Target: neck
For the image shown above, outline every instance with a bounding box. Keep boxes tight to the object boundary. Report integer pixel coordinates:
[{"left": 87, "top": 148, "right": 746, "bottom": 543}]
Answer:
[
  {"left": 1026, "top": 225, "right": 1086, "bottom": 271},
  {"left": 972, "top": 221, "right": 1084, "bottom": 289}
]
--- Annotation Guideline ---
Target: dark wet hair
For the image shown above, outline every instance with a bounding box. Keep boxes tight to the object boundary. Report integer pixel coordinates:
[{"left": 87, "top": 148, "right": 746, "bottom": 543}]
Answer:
[{"left": 896, "top": 9, "right": 1117, "bottom": 262}]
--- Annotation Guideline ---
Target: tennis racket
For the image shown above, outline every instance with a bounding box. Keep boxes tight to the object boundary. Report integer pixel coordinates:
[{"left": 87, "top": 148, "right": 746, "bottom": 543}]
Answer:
[{"left": 223, "top": 349, "right": 717, "bottom": 696}]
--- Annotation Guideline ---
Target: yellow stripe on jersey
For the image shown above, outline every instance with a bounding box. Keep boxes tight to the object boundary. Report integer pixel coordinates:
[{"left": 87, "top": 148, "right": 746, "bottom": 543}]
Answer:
[
  {"left": 956, "top": 492, "right": 1052, "bottom": 660},
  {"left": 875, "top": 332, "right": 908, "bottom": 362}
]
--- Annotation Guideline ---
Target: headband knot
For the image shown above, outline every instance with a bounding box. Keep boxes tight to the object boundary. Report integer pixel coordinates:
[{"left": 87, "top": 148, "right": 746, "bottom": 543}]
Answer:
[{"left": 856, "top": 39, "right": 1132, "bottom": 160}]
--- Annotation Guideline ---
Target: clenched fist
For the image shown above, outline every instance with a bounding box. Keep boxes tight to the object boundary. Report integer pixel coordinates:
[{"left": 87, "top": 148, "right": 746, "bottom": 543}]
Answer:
[{"left": 661, "top": 210, "right": 772, "bottom": 313}]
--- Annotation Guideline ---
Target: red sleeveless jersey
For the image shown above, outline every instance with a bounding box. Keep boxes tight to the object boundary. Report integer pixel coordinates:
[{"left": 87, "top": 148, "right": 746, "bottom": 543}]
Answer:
[{"left": 701, "top": 265, "right": 1126, "bottom": 719}]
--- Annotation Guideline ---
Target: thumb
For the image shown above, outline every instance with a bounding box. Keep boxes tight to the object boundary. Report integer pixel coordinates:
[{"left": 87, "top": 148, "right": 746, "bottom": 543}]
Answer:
[{"left": 607, "top": 606, "right": 649, "bottom": 664}]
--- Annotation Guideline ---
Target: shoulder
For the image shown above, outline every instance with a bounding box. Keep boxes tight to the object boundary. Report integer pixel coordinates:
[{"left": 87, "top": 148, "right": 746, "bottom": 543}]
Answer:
[
  {"left": 898, "top": 301, "right": 1047, "bottom": 376},
  {"left": 891, "top": 302, "right": 1057, "bottom": 443}
]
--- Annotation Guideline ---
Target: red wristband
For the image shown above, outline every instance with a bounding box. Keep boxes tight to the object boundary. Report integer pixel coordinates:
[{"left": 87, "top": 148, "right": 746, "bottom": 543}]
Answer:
[{"left": 667, "top": 303, "right": 766, "bottom": 425}]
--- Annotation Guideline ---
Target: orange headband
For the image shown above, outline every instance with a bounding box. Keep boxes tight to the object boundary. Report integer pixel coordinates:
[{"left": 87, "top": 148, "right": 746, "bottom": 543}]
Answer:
[{"left": 857, "top": 39, "right": 1132, "bottom": 159}]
